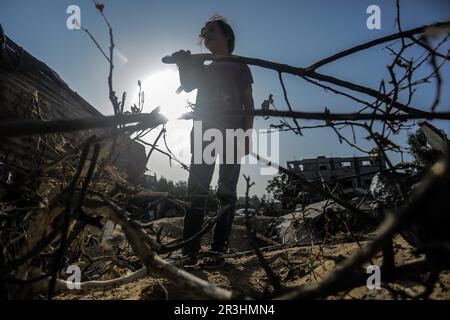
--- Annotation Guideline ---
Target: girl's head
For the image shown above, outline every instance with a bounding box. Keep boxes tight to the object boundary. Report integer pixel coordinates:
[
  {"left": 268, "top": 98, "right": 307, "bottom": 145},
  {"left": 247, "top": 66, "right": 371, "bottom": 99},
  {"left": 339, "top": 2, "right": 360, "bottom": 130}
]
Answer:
[{"left": 199, "top": 15, "right": 235, "bottom": 55}]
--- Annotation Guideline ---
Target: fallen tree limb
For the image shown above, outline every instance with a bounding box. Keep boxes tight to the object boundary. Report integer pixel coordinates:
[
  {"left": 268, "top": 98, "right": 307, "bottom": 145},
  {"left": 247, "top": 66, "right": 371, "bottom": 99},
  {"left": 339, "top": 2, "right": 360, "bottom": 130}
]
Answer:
[
  {"left": 33, "top": 267, "right": 148, "bottom": 293},
  {"left": 307, "top": 21, "right": 450, "bottom": 70},
  {"left": 0, "top": 108, "right": 167, "bottom": 137},
  {"left": 223, "top": 244, "right": 290, "bottom": 259},
  {"left": 243, "top": 175, "right": 282, "bottom": 294},
  {"left": 163, "top": 25, "right": 450, "bottom": 116},
  {"left": 85, "top": 194, "right": 239, "bottom": 299},
  {"left": 181, "top": 109, "right": 450, "bottom": 122}
]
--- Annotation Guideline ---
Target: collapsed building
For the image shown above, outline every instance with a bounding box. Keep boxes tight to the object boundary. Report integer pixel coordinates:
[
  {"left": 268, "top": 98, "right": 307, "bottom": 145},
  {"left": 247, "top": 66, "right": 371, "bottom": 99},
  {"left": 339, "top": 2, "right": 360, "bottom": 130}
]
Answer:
[
  {"left": 268, "top": 155, "right": 389, "bottom": 245},
  {"left": 286, "top": 155, "right": 387, "bottom": 203},
  {"left": 0, "top": 32, "right": 147, "bottom": 184}
]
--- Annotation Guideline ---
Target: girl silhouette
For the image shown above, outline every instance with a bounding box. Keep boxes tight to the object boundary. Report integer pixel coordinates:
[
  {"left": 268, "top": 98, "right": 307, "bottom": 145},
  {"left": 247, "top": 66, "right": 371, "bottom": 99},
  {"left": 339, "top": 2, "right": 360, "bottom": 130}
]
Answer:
[{"left": 170, "top": 15, "right": 255, "bottom": 267}]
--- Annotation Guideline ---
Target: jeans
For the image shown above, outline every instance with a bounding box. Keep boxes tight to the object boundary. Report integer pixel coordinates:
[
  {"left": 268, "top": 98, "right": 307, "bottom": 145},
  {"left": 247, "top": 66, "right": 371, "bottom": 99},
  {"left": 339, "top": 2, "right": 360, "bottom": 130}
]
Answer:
[{"left": 182, "top": 125, "right": 242, "bottom": 255}]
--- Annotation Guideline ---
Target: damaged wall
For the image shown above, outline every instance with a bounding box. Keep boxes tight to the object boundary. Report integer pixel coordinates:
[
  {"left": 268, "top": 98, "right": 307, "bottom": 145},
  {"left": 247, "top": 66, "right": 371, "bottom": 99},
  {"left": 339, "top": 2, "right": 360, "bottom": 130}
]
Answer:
[
  {"left": 0, "top": 34, "right": 146, "bottom": 184},
  {"left": 287, "top": 155, "right": 386, "bottom": 189}
]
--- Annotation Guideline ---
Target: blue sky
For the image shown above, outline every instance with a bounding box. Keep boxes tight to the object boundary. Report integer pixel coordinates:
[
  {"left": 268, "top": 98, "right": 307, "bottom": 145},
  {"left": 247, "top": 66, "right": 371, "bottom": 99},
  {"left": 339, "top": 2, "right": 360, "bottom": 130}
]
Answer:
[{"left": 1, "top": 0, "right": 449, "bottom": 197}]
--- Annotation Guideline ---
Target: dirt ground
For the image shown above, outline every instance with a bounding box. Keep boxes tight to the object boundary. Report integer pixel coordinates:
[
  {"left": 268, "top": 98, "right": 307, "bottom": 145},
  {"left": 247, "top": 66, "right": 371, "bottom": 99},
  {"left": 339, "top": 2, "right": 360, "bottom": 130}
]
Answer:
[{"left": 54, "top": 225, "right": 450, "bottom": 300}]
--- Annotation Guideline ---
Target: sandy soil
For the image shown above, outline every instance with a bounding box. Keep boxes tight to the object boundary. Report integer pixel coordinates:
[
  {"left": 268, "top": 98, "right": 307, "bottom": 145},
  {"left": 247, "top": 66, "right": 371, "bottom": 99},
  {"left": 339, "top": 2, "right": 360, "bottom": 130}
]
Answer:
[{"left": 55, "top": 231, "right": 450, "bottom": 300}]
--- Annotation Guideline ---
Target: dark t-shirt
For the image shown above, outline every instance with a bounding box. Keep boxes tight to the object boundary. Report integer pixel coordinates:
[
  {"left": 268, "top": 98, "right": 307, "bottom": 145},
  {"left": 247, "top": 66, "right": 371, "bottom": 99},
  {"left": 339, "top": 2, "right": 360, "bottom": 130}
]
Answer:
[{"left": 193, "top": 61, "right": 253, "bottom": 129}]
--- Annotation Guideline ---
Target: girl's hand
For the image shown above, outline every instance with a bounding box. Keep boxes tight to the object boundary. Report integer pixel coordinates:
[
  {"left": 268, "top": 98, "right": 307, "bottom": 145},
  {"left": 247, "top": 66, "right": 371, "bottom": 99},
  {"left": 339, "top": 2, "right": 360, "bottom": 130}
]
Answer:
[
  {"left": 171, "top": 50, "right": 204, "bottom": 69},
  {"left": 171, "top": 50, "right": 192, "bottom": 67},
  {"left": 171, "top": 50, "right": 203, "bottom": 93}
]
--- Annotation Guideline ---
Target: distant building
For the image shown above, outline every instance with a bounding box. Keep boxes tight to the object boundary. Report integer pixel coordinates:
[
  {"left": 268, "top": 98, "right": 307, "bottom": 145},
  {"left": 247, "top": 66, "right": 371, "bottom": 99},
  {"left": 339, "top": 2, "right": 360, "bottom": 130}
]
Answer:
[{"left": 286, "top": 155, "right": 386, "bottom": 203}]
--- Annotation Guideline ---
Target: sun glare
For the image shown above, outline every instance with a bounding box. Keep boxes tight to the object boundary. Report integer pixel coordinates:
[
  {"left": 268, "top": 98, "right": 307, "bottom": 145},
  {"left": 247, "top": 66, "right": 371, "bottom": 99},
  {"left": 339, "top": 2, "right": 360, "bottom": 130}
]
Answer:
[
  {"left": 134, "top": 69, "right": 197, "bottom": 165},
  {"left": 137, "top": 69, "right": 196, "bottom": 121}
]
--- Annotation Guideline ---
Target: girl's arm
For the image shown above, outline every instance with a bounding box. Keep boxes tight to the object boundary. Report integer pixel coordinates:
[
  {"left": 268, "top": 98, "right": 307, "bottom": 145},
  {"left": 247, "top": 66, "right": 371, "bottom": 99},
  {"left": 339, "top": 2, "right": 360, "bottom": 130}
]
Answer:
[
  {"left": 242, "top": 87, "right": 255, "bottom": 131},
  {"left": 243, "top": 86, "right": 254, "bottom": 156},
  {"left": 241, "top": 64, "right": 255, "bottom": 131}
]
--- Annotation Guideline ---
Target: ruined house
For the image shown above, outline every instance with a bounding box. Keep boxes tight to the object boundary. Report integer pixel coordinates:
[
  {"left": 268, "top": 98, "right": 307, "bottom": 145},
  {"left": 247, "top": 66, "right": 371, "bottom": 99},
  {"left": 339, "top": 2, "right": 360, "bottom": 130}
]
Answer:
[
  {"left": 0, "top": 33, "right": 147, "bottom": 184},
  {"left": 287, "top": 155, "right": 387, "bottom": 202}
]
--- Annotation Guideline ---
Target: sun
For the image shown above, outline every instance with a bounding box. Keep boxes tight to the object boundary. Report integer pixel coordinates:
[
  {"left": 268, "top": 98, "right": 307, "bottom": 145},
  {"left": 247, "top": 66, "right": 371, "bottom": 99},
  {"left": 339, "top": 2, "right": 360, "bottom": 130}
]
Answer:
[
  {"left": 136, "top": 69, "right": 196, "bottom": 121},
  {"left": 134, "top": 68, "right": 197, "bottom": 166}
]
